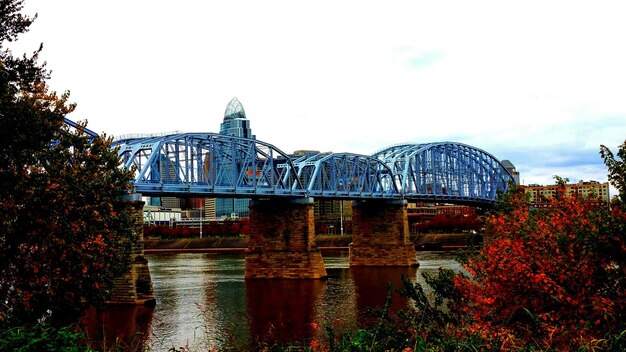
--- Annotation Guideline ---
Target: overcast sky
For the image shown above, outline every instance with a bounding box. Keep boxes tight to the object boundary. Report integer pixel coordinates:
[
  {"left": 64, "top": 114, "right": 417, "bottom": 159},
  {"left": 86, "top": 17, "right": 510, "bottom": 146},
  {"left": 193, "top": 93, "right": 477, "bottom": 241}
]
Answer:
[{"left": 9, "top": 0, "right": 626, "bottom": 190}]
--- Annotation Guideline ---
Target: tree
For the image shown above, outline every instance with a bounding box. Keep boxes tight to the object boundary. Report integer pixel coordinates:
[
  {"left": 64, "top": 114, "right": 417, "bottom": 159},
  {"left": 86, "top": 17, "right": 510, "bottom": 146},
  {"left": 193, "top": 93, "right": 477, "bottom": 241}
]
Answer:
[
  {"left": 449, "top": 171, "right": 626, "bottom": 350},
  {"left": 0, "top": 0, "right": 136, "bottom": 327},
  {"left": 601, "top": 140, "right": 626, "bottom": 205}
]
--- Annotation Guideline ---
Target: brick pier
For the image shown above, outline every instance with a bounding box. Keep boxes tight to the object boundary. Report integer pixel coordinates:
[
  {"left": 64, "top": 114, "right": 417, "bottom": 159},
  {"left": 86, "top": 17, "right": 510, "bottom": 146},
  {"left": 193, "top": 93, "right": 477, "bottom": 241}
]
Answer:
[
  {"left": 108, "top": 194, "right": 156, "bottom": 306},
  {"left": 349, "top": 199, "right": 418, "bottom": 267},
  {"left": 245, "top": 197, "right": 327, "bottom": 279}
]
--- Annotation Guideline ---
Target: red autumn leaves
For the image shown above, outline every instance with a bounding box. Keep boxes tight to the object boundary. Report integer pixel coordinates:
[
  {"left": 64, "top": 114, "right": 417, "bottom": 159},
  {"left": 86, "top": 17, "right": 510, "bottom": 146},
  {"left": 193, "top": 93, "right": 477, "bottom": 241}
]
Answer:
[{"left": 451, "top": 188, "right": 626, "bottom": 350}]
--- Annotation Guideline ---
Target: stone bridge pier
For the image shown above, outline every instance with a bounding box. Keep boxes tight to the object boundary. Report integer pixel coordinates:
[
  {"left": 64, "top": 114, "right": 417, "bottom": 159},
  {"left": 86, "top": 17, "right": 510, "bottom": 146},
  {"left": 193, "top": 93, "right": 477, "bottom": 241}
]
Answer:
[
  {"left": 109, "top": 194, "right": 156, "bottom": 306},
  {"left": 349, "top": 199, "right": 418, "bottom": 267},
  {"left": 245, "top": 197, "right": 327, "bottom": 279}
]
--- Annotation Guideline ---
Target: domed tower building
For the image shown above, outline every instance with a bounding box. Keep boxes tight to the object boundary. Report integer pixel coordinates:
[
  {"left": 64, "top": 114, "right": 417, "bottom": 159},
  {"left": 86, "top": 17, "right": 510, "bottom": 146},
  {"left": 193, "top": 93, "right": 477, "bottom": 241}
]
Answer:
[
  {"left": 220, "top": 97, "right": 255, "bottom": 139},
  {"left": 214, "top": 97, "right": 254, "bottom": 219}
]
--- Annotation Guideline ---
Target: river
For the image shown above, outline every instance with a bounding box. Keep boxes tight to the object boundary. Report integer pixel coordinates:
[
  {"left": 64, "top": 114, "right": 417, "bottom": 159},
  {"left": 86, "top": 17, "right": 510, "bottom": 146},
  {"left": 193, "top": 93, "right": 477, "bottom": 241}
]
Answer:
[{"left": 81, "top": 251, "right": 462, "bottom": 351}]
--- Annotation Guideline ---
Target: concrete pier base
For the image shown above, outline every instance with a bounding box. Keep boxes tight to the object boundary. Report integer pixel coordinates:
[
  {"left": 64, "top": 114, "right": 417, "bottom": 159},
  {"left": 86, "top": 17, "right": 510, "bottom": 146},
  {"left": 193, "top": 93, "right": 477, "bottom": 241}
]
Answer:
[
  {"left": 349, "top": 199, "right": 418, "bottom": 267},
  {"left": 108, "top": 195, "right": 156, "bottom": 306},
  {"left": 245, "top": 198, "right": 327, "bottom": 279}
]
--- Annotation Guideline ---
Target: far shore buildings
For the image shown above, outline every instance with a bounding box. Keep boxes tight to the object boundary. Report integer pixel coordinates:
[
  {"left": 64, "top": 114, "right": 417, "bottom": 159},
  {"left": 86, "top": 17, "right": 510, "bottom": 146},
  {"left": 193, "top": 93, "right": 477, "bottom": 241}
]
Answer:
[
  {"left": 484, "top": 160, "right": 610, "bottom": 206},
  {"left": 521, "top": 180, "right": 610, "bottom": 206}
]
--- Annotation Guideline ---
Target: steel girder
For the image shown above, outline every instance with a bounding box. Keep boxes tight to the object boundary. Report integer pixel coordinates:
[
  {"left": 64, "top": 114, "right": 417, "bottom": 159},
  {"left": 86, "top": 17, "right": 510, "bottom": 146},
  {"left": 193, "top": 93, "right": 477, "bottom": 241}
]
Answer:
[
  {"left": 62, "top": 118, "right": 99, "bottom": 142},
  {"left": 292, "top": 153, "right": 401, "bottom": 199},
  {"left": 111, "top": 132, "right": 511, "bottom": 204},
  {"left": 115, "top": 133, "right": 305, "bottom": 197},
  {"left": 373, "top": 142, "right": 514, "bottom": 205}
]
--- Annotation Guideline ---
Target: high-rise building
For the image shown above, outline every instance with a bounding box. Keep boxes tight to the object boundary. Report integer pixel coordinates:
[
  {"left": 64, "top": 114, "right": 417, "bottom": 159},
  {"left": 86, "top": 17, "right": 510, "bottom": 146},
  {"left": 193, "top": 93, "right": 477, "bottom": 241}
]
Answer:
[
  {"left": 160, "top": 197, "right": 181, "bottom": 209},
  {"left": 214, "top": 97, "right": 254, "bottom": 218},
  {"left": 500, "top": 160, "right": 520, "bottom": 185},
  {"left": 314, "top": 199, "right": 352, "bottom": 234},
  {"left": 153, "top": 154, "right": 182, "bottom": 209},
  {"left": 220, "top": 97, "right": 255, "bottom": 139},
  {"left": 204, "top": 198, "right": 216, "bottom": 219}
]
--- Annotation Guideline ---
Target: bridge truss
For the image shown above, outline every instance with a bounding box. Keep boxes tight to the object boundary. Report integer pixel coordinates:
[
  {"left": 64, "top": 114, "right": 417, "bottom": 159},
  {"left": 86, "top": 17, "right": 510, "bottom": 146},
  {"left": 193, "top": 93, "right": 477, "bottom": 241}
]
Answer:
[
  {"left": 113, "top": 133, "right": 401, "bottom": 199},
  {"left": 293, "top": 152, "right": 399, "bottom": 199},
  {"left": 70, "top": 119, "right": 513, "bottom": 204},
  {"left": 114, "top": 133, "right": 305, "bottom": 197},
  {"left": 373, "top": 143, "right": 514, "bottom": 205}
]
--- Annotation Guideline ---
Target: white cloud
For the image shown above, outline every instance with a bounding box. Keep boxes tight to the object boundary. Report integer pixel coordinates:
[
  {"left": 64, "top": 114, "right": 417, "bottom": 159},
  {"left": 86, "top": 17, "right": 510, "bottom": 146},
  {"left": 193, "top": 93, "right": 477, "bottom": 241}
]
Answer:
[{"left": 7, "top": 0, "right": 626, "bottom": 188}]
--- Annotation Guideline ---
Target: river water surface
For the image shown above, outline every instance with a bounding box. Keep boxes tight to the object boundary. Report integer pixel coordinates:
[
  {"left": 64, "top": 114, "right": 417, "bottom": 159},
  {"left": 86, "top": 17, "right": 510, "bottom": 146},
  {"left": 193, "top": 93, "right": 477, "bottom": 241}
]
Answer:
[{"left": 82, "top": 251, "right": 461, "bottom": 351}]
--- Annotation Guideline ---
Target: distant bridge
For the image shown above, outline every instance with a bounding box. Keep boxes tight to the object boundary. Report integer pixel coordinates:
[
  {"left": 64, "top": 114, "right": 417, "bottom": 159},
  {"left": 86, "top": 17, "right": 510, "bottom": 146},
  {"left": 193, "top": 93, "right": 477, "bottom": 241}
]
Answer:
[{"left": 110, "top": 132, "right": 513, "bottom": 206}]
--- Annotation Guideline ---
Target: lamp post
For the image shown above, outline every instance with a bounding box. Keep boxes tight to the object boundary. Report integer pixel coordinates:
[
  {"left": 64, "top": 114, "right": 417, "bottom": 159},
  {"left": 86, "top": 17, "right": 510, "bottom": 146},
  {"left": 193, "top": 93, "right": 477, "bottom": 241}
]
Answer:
[{"left": 340, "top": 200, "right": 344, "bottom": 236}]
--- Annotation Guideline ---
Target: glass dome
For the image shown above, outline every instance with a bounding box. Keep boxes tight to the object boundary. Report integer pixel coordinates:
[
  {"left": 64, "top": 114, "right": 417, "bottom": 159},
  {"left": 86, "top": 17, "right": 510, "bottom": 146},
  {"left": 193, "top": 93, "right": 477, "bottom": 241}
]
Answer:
[{"left": 224, "top": 97, "right": 246, "bottom": 121}]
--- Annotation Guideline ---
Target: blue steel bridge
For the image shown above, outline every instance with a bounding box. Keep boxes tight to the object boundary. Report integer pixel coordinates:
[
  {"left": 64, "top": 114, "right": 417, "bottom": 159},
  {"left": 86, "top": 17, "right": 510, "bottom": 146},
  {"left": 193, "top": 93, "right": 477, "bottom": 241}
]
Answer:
[
  {"left": 65, "top": 117, "right": 515, "bottom": 278},
  {"left": 109, "top": 131, "right": 514, "bottom": 207}
]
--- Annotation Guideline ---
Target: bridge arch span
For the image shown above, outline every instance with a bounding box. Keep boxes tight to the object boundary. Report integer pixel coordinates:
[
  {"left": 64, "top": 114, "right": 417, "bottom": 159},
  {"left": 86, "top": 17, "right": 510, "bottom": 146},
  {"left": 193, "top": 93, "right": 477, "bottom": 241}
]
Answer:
[
  {"left": 114, "top": 133, "right": 305, "bottom": 197},
  {"left": 373, "top": 142, "right": 514, "bottom": 205}
]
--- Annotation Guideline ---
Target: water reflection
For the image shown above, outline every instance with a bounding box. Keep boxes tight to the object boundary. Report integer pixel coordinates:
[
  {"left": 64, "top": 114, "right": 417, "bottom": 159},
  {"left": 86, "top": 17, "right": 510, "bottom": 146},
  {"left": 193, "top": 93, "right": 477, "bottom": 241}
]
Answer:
[
  {"left": 149, "top": 254, "right": 220, "bottom": 349},
  {"left": 246, "top": 279, "right": 325, "bottom": 344},
  {"left": 351, "top": 266, "right": 417, "bottom": 324},
  {"left": 81, "top": 252, "right": 459, "bottom": 351},
  {"left": 81, "top": 305, "right": 153, "bottom": 349}
]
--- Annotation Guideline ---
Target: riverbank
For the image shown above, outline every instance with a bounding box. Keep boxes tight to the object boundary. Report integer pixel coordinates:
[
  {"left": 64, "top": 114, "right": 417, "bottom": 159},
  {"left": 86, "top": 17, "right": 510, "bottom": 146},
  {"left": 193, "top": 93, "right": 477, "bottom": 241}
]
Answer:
[{"left": 143, "top": 233, "right": 479, "bottom": 254}]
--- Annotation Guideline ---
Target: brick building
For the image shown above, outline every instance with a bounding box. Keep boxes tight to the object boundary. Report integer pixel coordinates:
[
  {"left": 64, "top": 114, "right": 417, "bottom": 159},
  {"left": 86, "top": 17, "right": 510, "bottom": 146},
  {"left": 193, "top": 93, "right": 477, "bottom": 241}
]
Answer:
[{"left": 522, "top": 180, "right": 610, "bottom": 206}]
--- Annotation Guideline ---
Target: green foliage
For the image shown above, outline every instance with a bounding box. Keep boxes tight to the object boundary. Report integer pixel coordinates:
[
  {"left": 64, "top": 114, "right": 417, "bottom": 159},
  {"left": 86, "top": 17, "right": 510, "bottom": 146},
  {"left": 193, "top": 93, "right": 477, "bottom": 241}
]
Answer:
[
  {"left": 601, "top": 140, "right": 626, "bottom": 205},
  {"left": 491, "top": 181, "right": 530, "bottom": 216},
  {"left": 0, "top": 0, "right": 35, "bottom": 44},
  {"left": 0, "top": 324, "right": 93, "bottom": 352},
  {"left": 422, "top": 268, "right": 459, "bottom": 309},
  {"left": 0, "top": 0, "right": 136, "bottom": 328},
  {"left": 552, "top": 175, "right": 569, "bottom": 187}
]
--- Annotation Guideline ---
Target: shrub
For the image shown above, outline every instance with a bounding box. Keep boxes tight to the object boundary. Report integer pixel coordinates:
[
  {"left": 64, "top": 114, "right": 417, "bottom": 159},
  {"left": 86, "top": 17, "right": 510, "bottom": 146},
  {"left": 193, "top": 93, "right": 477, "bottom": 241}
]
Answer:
[
  {"left": 451, "top": 181, "right": 626, "bottom": 350},
  {"left": 0, "top": 324, "right": 93, "bottom": 352}
]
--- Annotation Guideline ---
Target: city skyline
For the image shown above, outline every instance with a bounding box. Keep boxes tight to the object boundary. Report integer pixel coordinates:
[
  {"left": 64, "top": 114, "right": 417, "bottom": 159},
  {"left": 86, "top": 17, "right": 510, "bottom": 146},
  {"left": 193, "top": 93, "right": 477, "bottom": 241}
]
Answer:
[{"left": 8, "top": 1, "right": 626, "bottom": 192}]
